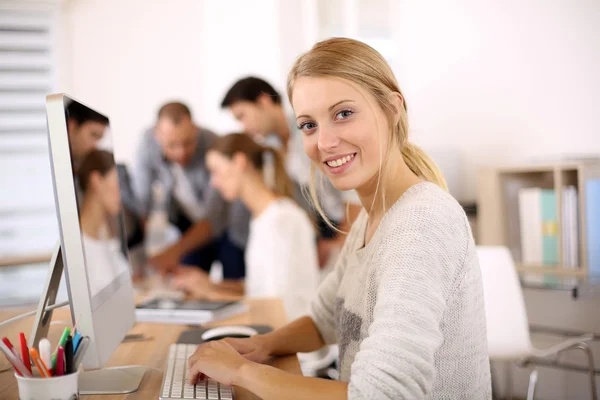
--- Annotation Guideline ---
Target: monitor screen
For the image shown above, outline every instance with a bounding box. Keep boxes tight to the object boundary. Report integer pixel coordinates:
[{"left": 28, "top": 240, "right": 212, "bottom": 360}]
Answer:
[{"left": 64, "top": 99, "right": 131, "bottom": 310}]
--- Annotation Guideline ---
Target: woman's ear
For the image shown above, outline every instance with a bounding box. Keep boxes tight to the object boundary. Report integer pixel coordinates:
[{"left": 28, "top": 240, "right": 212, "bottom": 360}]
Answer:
[
  {"left": 389, "top": 92, "right": 405, "bottom": 125},
  {"left": 88, "top": 170, "right": 103, "bottom": 191},
  {"left": 67, "top": 119, "right": 78, "bottom": 137},
  {"left": 232, "top": 152, "right": 248, "bottom": 170},
  {"left": 206, "top": 150, "right": 217, "bottom": 170}
]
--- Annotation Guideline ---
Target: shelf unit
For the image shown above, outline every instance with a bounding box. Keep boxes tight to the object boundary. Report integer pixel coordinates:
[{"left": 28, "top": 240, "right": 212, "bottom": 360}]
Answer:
[{"left": 477, "top": 161, "right": 600, "bottom": 277}]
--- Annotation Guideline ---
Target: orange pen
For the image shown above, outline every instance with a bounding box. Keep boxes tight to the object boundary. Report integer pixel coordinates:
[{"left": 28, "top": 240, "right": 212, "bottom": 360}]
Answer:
[{"left": 30, "top": 348, "right": 52, "bottom": 378}]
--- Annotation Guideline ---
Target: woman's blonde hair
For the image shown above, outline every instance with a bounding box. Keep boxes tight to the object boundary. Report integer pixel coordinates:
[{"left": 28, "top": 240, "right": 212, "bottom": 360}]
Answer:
[
  {"left": 211, "top": 133, "right": 294, "bottom": 199},
  {"left": 287, "top": 38, "right": 447, "bottom": 223}
]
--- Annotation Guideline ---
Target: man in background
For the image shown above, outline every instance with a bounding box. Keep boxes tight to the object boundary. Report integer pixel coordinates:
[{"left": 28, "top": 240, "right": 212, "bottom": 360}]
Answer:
[
  {"left": 66, "top": 100, "right": 143, "bottom": 268},
  {"left": 66, "top": 100, "right": 109, "bottom": 172},
  {"left": 221, "top": 77, "right": 361, "bottom": 267},
  {"left": 133, "top": 102, "right": 248, "bottom": 280}
]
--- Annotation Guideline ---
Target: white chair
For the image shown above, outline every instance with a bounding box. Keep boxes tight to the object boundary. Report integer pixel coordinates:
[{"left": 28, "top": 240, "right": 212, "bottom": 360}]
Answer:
[{"left": 477, "top": 246, "right": 597, "bottom": 400}]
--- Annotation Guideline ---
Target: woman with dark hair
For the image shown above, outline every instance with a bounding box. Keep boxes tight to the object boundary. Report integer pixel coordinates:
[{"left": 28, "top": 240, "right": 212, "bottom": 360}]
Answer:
[
  {"left": 77, "top": 150, "right": 130, "bottom": 297},
  {"left": 172, "top": 133, "right": 320, "bottom": 322}
]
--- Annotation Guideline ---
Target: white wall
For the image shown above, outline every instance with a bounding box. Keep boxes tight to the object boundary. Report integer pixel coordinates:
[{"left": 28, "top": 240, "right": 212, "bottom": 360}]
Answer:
[
  {"left": 59, "top": 0, "right": 600, "bottom": 201},
  {"left": 60, "top": 0, "right": 204, "bottom": 166},
  {"left": 59, "top": 0, "right": 287, "bottom": 168},
  {"left": 198, "top": 0, "right": 282, "bottom": 134},
  {"left": 393, "top": 0, "right": 600, "bottom": 201}
]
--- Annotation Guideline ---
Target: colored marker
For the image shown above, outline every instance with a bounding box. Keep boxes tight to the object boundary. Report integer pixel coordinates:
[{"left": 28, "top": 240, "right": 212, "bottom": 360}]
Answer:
[
  {"left": 0, "top": 340, "right": 31, "bottom": 377},
  {"left": 1, "top": 337, "right": 19, "bottom": 360},
  {"left": 19, "top": 333, "right": 32, "bottom": 375},
  {"left": 30, "top": 348, "right": 51, "bottom": 378},
  {"left": 55, "top": 346, "right": 65, "bottom": 376},
  {"left": 65, "top": 337, "right": 74, "bottom": 374},
  {"left": 39, "top": 338, "right": 52, "bottom": 374},
  {"left": 72, "top": 332, "right": 83, "bottom": 354},
  {"left": 52, "top": 327, "right": 70, "bottom": 370},
  {"left": 73, "top": 336, "right": 89, "bottom": 370}
]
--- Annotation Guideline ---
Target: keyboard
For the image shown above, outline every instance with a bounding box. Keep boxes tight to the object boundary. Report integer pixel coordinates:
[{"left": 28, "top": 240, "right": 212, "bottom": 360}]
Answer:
[{"left": 160, "top": 344, "right": 234, "bottom": 399}]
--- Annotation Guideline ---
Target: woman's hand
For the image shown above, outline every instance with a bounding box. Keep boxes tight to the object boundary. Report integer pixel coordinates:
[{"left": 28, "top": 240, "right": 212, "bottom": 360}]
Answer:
[
  {"left": 187, "top": 340, "right": 251, "bottom": 386},
  {"left": 170, "top": 267, "right": 212, "bottom": 299},
  {"left": 223, "top": 334, "right": 273, "bottom": 364}
]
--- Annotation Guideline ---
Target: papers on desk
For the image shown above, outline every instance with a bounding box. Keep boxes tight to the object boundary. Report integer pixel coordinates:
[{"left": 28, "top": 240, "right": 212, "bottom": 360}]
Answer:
[{"left": 135, "top": 299, "right": 248, "bottom": 325}]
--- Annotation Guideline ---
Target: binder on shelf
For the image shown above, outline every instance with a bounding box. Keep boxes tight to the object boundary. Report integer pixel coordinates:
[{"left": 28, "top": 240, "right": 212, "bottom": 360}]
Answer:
[
  {"left": 519, "top": 188, "right": 543, "bottom": 265},
  {"left": 541, "top": 190, "right": 558, "bottom": 265},
  {"left": 586, "top": 180, "right": 600, "bottom": 276},
  {"left": 561, "top": 186, "right": 579, "bottom": 269},
  {"left": 518, "top": 188, "right": 558, "bottom": 266}
]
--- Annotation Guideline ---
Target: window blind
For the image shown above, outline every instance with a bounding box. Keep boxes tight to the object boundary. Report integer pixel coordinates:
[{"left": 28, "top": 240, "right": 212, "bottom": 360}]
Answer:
[{"left": 0, "top": 10, "right": 58, "bottom": 259}]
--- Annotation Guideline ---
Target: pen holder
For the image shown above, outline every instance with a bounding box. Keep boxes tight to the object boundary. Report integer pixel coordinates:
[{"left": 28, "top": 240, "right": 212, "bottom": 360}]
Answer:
[{"left": 15, "top": 369, "right": 80, "bottom": 400}]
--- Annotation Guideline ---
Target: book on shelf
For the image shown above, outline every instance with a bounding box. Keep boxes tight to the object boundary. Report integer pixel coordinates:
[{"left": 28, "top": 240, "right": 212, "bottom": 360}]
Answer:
[
  {"left": 519, "top": 188, "right": 542, "bottom": 265},
  {"left": 561, "top": 186, "right": 579, "bottom": 269},
  {"left": 541, "top": 190, "right": 558, "bottom": 265},
  {"left": 586, "top": 180, "right": 600, "bottom": 276},
  {"left": 518, "top": 188, "right": 558, "bottom": 266}
]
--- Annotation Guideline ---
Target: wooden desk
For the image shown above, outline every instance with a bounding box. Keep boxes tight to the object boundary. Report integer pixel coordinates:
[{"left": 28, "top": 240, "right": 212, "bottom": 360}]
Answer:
[{"left": 0, "top": 298, "right": 300, "bottom": 399}]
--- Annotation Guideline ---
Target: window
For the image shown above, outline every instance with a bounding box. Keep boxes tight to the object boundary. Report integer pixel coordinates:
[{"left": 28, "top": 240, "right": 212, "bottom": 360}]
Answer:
[
  {"left": 315, "top": 0, "right": 397, "bottom": 62},
  {"left": 0, "top": 9, "right": 58, "bottom": 266}
]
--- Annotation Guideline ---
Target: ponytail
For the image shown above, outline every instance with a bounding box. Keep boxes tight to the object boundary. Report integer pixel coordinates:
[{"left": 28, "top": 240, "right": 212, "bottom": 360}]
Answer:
[
  {"left": 263, "top": 147, "right": 294, "bottom": 199},
  {"left": 401, "top": 142, "right": 448, "bottom": 191},
  {"left": 211, "top": 133, "right": 295, "bottom": 200}
]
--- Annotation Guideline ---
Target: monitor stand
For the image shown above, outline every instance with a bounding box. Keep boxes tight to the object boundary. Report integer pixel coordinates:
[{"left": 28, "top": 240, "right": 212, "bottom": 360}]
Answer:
[
  {"left": 79, "top": 366, "right": 148, "bottom": 395},
  {"left": 30, "top": 243, "right": 147, "bottom": 395}
]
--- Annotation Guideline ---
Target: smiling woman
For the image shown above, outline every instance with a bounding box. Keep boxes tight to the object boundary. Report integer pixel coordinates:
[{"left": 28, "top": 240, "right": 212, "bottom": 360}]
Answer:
[{"left": 186, "top": 38, "right": 492, "bottom": 400}]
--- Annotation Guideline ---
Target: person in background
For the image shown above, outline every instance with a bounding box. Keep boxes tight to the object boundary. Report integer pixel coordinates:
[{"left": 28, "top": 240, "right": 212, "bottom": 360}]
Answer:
[
  {"left": 171, "top": 133, "right": 319, "bottom": 321},
  {"left": 65, "top": 100, "right": 142, "bottom": 260},
  {"left": 65, "top": 100, "right": 109, "bottom": 172},
  {"left": 132, "top": 102, "right": 249, "bottom": 281},
  {"left": 172, "top": 133, "right": 330, "bottom": 377},
  {"left": 186, "top": 38, "right": 491, "bottom": 399},
  {"left": 77, "top": 150, "right": 130, "bottom": 298},
  {"left": 221, "top": 77, "right": 362, "bottom": 268}
]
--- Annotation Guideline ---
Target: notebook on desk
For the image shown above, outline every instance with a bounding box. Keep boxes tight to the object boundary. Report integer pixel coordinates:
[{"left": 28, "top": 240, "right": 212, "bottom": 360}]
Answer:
[{"left": 135, "top": 299, "right": 248, "bottom": 325}]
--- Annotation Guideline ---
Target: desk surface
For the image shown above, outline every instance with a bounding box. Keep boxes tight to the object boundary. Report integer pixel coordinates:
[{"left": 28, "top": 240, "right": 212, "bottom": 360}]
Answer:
[{"left": 0, "top": 298, "right": 300, "bottom": 400}]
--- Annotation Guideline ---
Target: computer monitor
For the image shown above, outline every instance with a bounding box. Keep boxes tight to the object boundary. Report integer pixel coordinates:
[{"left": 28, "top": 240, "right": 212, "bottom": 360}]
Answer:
[{"left": 30, "top": 94, "right": 144, "bottom": 394}]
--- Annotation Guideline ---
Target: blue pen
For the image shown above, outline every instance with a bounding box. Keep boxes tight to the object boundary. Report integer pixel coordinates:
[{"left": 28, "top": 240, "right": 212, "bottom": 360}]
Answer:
[{"left": 72, "top": 332, "right": 82, "bottom": 353}]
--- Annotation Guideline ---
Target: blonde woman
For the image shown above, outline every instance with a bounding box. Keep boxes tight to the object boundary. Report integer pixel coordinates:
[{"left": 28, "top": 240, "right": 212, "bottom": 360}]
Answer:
[{"left": 186, "top": 38, "right": 491, "bottom": 399}]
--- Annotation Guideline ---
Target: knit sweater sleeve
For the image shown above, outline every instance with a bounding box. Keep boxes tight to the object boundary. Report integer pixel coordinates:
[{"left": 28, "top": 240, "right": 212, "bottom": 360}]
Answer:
[{"left": 348, "top": 203, "right": 469, "bottom": 400}]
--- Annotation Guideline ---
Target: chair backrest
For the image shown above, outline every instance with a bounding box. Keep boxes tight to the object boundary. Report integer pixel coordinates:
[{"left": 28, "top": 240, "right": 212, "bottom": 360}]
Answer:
[{"left": 477, "top": 246, "right": 532, "bottom": 359}]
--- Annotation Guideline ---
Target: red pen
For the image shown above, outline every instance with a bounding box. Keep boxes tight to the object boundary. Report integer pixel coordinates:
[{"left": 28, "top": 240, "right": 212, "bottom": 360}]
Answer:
[
  {"left": 1, "top": 337, "right": 19, "bottom": 360},
  {"left": 19, "top": 333, "right": 32, "bottom": 375},
  {"left": 55, "top": 346, "right": 65, "bottom": 376},
  {"left": 0, "top": 340, "right": 29, "bottom": 377}
]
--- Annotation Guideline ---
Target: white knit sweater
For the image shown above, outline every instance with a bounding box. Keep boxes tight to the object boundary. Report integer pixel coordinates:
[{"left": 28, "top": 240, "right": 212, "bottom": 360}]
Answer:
[{"left": 311, "top": 182, "right": 491, "bottom": 399}]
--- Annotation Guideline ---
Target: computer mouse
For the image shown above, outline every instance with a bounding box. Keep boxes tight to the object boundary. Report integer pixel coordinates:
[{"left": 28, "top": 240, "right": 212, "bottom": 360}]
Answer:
[
  {"left": 201, "top": 325, "right": 259, "bottom": 342},
  {"left": 157, "top": 299, "right": 178, "bottom": 309}
]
